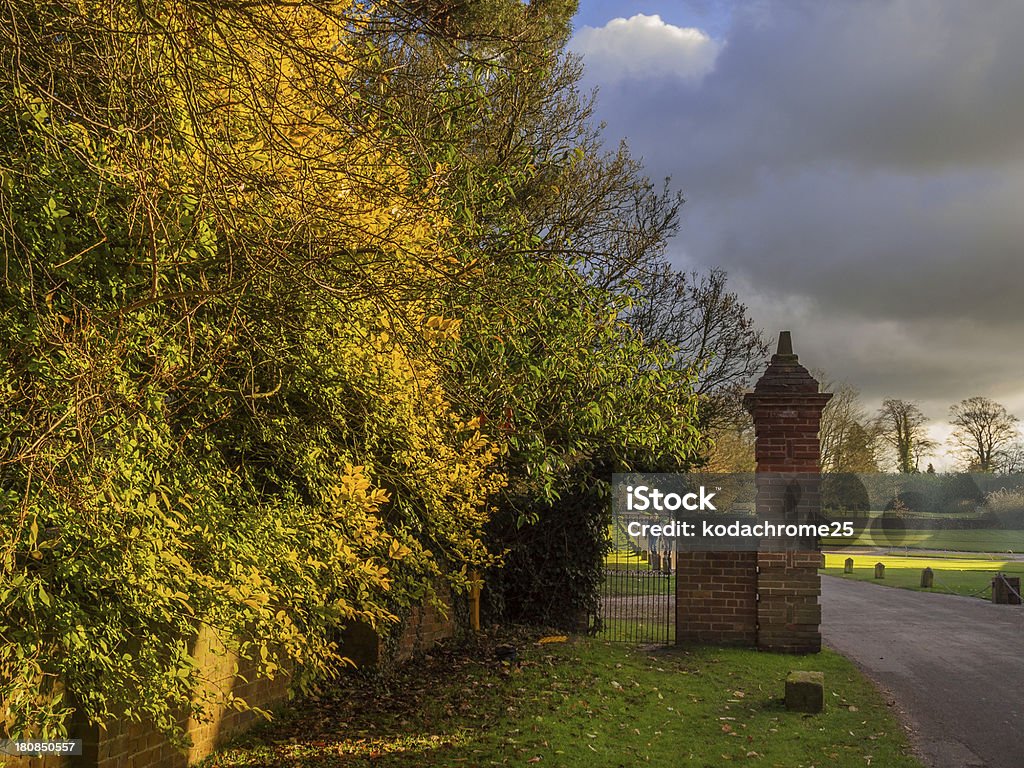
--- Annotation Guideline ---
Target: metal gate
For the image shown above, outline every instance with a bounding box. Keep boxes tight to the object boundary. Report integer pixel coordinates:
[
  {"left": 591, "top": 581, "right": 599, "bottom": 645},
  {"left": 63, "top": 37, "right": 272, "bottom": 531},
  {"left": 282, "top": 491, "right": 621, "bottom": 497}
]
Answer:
[{"left": 594, "top": 561, "right": 675, "bottom": 644}]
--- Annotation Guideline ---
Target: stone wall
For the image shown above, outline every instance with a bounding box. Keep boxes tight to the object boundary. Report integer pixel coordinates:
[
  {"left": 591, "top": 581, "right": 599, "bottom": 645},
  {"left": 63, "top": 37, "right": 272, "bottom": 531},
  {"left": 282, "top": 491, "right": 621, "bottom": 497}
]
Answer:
[
  {"left": 337, "top": 585, "right": 457, "bottom": 668},
  {"left": 1, "top": 624, "right": 290, "bottom": 768},
  {"left": 395, "top": 588, "right": 457, "bottom": 660},
  {"left": 2, "top": 588, "right": 457, "bottom": 768}
]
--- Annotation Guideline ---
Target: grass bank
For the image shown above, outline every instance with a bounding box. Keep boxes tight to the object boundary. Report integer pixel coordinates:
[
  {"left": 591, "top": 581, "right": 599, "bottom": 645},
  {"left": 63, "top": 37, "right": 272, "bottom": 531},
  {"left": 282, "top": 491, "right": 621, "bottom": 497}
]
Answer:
[
  {"left": 202, "top": 632, "right": 921, "bottom": 768},
  {"left": 822, "top": 552, "right": 1024, "bottom": 599}
]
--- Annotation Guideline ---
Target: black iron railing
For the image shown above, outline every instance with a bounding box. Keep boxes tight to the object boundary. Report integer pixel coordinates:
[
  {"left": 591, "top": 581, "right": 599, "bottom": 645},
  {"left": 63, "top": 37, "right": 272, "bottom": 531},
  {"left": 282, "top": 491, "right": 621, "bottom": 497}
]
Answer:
[{"left": 594, "top": 566, "right": 675, "bottom": 644}]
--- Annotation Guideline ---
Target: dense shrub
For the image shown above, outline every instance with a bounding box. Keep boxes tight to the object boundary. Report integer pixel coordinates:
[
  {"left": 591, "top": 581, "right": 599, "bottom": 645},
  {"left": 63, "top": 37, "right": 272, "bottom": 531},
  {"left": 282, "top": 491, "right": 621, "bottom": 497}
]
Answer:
[
  {"left": 1, "top": 0, "right": 701, "bottom": 742},
  {"left": 0, "top": 0, "right": 502, "bottom": 741},
  {"left": 982, "top": 487, "right": 1024, "bottom": 529}
]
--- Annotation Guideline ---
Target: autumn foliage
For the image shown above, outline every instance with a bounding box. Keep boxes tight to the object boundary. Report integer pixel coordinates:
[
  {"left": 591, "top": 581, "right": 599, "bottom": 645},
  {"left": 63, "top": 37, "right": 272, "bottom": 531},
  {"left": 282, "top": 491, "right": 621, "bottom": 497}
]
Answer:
[{"left": 0, "top": 0, "right": 701, "bottom": 742}]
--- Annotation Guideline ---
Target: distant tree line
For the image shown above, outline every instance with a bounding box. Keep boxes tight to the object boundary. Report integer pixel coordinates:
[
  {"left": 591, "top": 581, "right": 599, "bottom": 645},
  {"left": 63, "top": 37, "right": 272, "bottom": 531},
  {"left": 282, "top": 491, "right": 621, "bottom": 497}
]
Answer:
[{"left": 707, "top": 380, "right": 1024, "bottom": 474}]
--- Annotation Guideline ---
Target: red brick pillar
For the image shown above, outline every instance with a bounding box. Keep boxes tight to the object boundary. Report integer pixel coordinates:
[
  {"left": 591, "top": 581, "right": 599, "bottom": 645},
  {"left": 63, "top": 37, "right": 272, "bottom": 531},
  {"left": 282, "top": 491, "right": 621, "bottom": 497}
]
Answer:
[
  {"left": 675, "top": 550, "right": 758, "bottom": 645},
  {"left": 744, "top": 331, "right": 831, "bottom": 653}
]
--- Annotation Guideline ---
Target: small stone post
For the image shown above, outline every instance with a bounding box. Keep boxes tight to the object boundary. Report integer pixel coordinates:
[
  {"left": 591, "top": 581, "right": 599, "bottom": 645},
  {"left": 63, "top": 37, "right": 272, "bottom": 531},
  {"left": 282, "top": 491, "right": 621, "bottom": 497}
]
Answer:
[
  {"left": 744, "top": 332, "right": 831, "bottom": 653},
  {"left": 920, "top": 567, "right": 933, "bottom": 588},
  {"left": 992, "top": 574, "right": 1022, "bottom": 604},
  {"left": 874, "top": 562, "right": 885, "bottom": 579},
  {"left": 785, "top": 670, "right": 825, "bottom": 713},
  {"left": 844, "top": 557, "right": 854, "bottom": 574}
]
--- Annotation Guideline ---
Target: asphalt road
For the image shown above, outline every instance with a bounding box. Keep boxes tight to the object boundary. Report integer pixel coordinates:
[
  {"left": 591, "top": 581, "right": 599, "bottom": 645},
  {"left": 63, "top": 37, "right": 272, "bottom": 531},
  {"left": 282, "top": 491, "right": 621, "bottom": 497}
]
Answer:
[{"left": 821, "top": 576, "right": 1024, "bottom": 768}]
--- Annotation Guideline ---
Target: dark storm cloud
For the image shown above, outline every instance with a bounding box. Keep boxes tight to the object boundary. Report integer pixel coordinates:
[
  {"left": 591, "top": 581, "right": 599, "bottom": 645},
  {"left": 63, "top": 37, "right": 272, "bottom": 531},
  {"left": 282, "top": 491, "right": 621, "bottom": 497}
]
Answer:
[
  {"left": 570, "top": 2, "right": 1024, "bottom": 453},
  {"left": 602, "top": 2, "right": 1024, "bottom": 176}
]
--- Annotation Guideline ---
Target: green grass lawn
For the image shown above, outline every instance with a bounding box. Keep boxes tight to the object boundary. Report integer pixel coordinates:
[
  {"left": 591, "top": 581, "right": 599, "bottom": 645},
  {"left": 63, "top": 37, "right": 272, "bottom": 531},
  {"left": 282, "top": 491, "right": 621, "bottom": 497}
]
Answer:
[
  {"left": 596, "top": 616, "right": 673, "bottom": 644},
  {"left": 614, "top": 526, "right": 1024, "bottom": 555},
  {"left": 605, "top": 551, "right": 651, "bottom": 567},
  {"left": 822, "top": 552, "right": 1024, "bottom": 599},
  {"left": 202, "top": 633, "right": 921, "bottom": 768},
  {"left": 821, "top": 528, "right": 1024, "bottom": 552},
  {"left": 601, "top": 572, "right": 675, "bottom": 597}
]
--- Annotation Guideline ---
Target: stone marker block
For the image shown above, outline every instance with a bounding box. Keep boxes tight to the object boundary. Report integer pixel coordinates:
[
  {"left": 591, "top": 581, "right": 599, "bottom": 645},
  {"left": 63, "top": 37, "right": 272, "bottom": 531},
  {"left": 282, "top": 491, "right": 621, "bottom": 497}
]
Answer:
[
  {"left": 785, "top": 670, "right": 824, "bottom": 713},
  {"left": 920, "top": 567, "right": 933, "bottom": 588},
  {"left": 874, "top": 562, "right": 885, "bottom": 579},
  {"left": 844, "top": 557, "right": 854, "bottom": 574}
]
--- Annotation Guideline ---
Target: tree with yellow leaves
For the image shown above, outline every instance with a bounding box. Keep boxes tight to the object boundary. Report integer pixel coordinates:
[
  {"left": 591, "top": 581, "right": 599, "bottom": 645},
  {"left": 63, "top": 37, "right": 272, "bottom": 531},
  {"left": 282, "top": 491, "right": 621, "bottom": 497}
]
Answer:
[{"left": 0, "top": 0, "right": 704, "bottom": 741}]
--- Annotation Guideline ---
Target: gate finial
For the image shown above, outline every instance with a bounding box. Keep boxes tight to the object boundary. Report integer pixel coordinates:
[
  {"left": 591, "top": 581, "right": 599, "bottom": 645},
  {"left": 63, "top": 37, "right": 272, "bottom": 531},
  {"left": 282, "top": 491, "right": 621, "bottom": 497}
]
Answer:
[{"left": 776, "top": 330, "right": 796, "bottom": 360}]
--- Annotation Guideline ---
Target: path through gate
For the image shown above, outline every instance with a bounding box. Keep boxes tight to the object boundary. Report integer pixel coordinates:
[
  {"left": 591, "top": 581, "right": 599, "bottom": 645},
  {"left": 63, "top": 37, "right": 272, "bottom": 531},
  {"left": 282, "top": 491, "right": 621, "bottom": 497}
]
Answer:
[
  {"left": 595, "top": 518, "right": 675, "bottom": 644},
  {"left": 596, "top": 565, "right": 675, "bottom": 643}
]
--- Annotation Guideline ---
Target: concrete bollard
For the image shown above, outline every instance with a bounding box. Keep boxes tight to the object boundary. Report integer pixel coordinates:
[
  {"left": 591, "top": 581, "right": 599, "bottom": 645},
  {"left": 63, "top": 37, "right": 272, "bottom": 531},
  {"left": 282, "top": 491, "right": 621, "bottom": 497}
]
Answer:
[
  {"left": 920, "top": 567, "right": 933, "bottom": 588},
  {"left": 785, "top": 671, "right": 824, "bottom": 713},
  {"left": 874, "top": 562, "right": 885, "bottom": 579},
  {"left": 844, "top": 557, "right": 854, "bottom": 574}
]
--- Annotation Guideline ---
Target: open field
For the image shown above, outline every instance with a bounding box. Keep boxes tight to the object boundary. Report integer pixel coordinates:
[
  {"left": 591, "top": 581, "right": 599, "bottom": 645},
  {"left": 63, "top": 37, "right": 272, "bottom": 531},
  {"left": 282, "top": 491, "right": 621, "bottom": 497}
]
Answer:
[
  {"left": 202, "top": 634, "right": 921, "bottom": 768},
  {"left": 822, "top": 528, "right": 1024, "bottom": 552},
  {"left": 822, "top": 552, "right": 1024, "bottom": 599},
  {"left": 616, "top": 518, "right": 1024, "bottom": 555}
]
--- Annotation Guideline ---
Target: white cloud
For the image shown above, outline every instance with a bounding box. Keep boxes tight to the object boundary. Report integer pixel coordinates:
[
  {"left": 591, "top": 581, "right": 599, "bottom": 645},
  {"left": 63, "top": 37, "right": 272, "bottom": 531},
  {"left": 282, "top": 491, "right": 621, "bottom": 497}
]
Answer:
[{"left": 570, "top": 14, "right": 721, "bottom": 84}]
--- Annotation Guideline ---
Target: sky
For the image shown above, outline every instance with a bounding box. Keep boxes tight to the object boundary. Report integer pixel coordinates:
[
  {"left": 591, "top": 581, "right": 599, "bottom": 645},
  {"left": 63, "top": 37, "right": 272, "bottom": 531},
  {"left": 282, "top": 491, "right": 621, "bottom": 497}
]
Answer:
[{"left": 568, "top": 0, "right": 1024, "bottom": 467}]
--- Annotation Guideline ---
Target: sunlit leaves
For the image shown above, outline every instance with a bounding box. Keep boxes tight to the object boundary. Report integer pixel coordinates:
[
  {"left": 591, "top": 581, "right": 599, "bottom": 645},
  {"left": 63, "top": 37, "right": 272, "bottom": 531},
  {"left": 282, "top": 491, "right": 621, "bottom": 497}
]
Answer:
[{"left": 0, "top": 0, "right": 503, "bottom": 745}]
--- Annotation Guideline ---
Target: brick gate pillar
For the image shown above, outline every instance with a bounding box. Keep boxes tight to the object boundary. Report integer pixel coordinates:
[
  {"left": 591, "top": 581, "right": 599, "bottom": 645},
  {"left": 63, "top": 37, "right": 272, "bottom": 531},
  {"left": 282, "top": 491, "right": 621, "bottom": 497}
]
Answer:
[{"left": 744, "top": 331, "right": 832, "bottom": 653}]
